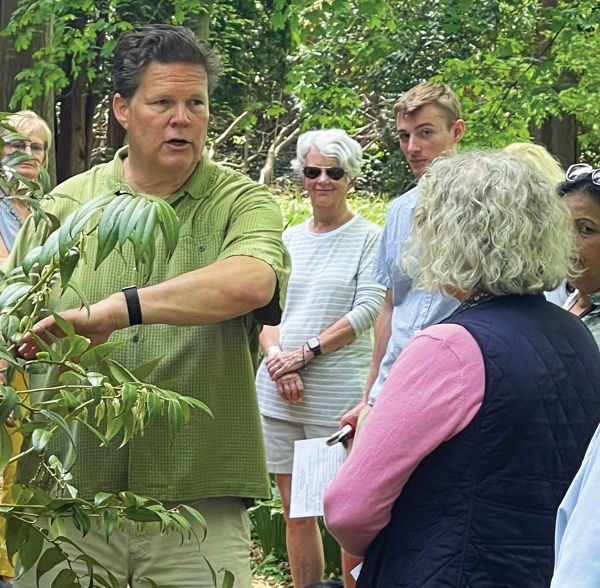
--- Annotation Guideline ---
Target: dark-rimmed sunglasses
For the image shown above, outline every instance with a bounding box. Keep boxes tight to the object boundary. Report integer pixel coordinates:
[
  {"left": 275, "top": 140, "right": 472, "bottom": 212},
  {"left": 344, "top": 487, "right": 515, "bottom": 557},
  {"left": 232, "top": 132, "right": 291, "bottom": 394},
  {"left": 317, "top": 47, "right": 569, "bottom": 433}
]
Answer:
[
  {"left": 565, "top": 163, "right": 600, "bottom": 186},
  {"left": 303, "top": 166, "right": 346, "bottom": 181}
]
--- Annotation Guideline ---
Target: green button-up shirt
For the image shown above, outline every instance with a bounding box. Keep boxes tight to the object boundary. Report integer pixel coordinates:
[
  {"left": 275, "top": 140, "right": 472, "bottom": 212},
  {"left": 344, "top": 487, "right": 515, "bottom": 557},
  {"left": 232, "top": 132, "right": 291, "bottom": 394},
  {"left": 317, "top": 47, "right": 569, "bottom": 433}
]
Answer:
[{"left": 10, "top": 148, "right": 290, "bottom": 501}]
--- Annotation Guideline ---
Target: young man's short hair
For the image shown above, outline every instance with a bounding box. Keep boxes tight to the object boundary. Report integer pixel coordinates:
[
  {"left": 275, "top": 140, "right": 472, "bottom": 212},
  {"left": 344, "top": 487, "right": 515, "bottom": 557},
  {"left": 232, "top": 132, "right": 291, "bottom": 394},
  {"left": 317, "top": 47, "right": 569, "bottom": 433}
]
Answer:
[{"left": 393, "top": 82, "right": 462, "bottom": 128}]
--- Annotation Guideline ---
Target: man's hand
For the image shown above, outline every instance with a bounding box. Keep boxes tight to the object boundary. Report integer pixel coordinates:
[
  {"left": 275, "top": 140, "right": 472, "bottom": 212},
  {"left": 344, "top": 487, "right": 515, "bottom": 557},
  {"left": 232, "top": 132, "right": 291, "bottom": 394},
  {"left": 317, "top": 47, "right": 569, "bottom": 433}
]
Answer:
[
  {"left": 275, "top": 371, "right": 304, "bottom": 404},
  {"left": 18, "top": 295, "right": 128, "bottom": 359}
]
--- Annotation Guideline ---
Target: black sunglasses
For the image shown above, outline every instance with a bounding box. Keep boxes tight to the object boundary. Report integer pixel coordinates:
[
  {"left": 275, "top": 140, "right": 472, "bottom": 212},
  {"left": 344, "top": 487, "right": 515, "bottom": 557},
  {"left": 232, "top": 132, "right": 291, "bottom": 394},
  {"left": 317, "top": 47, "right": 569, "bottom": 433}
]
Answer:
[{"left": 303, "top": 166, "right": 346, "bottom": 180}]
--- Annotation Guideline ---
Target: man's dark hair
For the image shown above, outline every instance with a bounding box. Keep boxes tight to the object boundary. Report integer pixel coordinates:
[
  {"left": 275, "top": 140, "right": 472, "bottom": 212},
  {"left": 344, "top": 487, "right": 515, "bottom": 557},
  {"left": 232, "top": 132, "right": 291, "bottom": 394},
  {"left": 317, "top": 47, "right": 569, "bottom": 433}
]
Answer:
[{"left": 113, "top": 24, "right": 222, "bottom": 99}]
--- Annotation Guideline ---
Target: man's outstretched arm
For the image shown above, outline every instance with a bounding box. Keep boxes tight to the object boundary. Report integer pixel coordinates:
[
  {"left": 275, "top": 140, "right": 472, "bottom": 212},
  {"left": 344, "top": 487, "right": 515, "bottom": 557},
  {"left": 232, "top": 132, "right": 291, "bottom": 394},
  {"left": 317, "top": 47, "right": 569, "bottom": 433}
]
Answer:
[{"left": 19, "top": 255, "right": 276, "bottom": 357}]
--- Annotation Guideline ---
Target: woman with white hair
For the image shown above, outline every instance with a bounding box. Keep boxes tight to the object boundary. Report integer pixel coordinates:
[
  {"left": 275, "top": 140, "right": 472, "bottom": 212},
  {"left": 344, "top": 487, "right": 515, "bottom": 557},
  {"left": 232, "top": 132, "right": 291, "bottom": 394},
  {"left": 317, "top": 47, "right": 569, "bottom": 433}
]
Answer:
[
  {"left": 324, "top": 150, "right": 600, "bottom": 587},
  {"left": 256, "top": 129, "right": 386, "bottom": 587}
]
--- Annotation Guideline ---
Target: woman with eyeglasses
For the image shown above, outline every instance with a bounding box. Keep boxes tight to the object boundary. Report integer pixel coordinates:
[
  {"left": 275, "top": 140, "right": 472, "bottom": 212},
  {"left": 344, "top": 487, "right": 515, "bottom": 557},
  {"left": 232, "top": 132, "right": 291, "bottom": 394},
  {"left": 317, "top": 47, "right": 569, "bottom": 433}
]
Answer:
[
  {"left": 255, "top": 129, "right": 386, "bottom": 588},
  {"left": 0, "top": 110, "right": 51, "bottom": 588},
  {"left": 552, "top": 163, "right": 600, "bottom": 588},
  {"left": 0, "top": 110, "right": 52, "bottom": 261},
  {"left": 324, "top": 150, "right": 600, "bottom": 588}
]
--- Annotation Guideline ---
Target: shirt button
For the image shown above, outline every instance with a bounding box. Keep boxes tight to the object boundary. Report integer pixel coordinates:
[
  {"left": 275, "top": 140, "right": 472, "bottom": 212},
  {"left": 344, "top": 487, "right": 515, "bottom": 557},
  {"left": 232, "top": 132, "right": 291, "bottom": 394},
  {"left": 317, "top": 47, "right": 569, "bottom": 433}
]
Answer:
[{"left": 132, "top": 335, "right": 140, "bottom": 343}]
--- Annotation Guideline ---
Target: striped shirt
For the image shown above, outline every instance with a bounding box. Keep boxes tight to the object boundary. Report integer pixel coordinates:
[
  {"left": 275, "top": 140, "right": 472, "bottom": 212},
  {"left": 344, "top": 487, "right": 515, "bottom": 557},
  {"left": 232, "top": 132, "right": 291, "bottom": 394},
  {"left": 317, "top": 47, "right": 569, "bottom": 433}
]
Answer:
[{"left": 257, "top": 215, "right": 385, "bottom": 426}]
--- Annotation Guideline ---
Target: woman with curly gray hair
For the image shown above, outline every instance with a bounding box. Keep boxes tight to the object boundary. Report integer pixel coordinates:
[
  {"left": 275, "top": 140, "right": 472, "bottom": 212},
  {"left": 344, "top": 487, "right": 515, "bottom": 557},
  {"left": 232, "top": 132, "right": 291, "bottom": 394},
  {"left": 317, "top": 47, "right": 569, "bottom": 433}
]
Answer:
[{"left": 324, "top": 150, "right": 600, "bottom": 588}]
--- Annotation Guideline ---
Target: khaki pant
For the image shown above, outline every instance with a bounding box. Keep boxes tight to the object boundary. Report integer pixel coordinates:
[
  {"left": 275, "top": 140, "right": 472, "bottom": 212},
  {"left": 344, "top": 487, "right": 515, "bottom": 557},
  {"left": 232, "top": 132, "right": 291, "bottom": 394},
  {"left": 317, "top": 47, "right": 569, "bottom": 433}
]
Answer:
[{"left": 14, "top": 496, "right": 252, "bottom": 588}]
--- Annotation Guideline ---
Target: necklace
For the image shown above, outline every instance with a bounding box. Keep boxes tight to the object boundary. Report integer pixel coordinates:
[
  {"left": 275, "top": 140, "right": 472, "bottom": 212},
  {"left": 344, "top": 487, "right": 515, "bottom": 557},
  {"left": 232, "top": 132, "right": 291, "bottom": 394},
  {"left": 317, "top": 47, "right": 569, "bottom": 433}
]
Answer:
[{"left": 451, "top": 290, "right": 495, "bottom": 317}]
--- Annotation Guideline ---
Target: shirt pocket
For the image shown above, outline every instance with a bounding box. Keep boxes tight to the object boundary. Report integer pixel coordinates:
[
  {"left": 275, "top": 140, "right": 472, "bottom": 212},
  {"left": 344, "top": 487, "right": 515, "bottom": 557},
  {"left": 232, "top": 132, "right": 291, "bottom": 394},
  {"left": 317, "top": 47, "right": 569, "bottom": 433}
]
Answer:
[{"left": 176, "top": 229, "right": 225, "bottom": 273}]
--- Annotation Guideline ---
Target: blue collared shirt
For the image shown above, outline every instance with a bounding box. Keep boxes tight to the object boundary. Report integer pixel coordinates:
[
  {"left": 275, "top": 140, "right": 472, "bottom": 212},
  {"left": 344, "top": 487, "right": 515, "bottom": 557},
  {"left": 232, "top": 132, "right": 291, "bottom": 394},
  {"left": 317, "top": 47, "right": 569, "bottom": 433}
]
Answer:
[
  {"left": 552, "top": 424, "right": 600, "bottom": 587},
  {"left": 367, "top": 185, "right": 459, "bottom": 404}
]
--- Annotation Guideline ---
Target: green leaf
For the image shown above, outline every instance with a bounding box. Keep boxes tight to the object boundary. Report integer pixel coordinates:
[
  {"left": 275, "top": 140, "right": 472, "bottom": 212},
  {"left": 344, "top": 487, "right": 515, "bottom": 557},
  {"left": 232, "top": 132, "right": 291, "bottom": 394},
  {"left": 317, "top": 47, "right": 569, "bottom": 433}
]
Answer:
[
  {"left": 50, "top": 568, "right": 78, "bottom": 588},
  {"left": 71, "top": 504, "right": 91, "bottom": 536},
  {"left": 0, "top": 384, "right": 19, "bottom": 422},
  {"left": 130, "top": 356, "right": 162, "bottom": 381},
  {"left": 103, "top": 358, "right": 138, "bottom": 384},
  {"left": 0, "top": 314, "right": 20, "bottom": 342},
  {"left": 120, "top": 382, "right": 137, "bottom": 413},
  {"left": 94, "top": 492, "right": 115, "bottom": 507},
  {"left": 65, "top": 334, "right": 90, "bottom": 360},
  {"left": 21, "top": 244, "right": 44, "bottom": 276},
  {"left": 5, "top": 514, "right": 26, "bottom": 563},
  {"left": 51, "top": 312, "right": 75, "bottom": 339},
  {"left": 0, "top": 281, "right": 31, "bottom": 309},
  {"left": 38, "top": 228, "right": 60, "bottom": 267},
  {"left": 118, "top": 196, "right": 146, "bottom": 246},
  {"left": 66, "top": 279, "right": 90, "bottom": 312},
  {"left": 59, "top": 247, "right": 80, "bottom": 288},
  {"left": 104, "top": 402, "right": 123, "bottom": 442},
  {"left": 122, "top": 506, "right": 162, "bottom": 523},
  {"left": 58, "top": 193, "right": 113, "bottom": 257},
  {"left": 19, "top": 527, "right": 44, "bottom": 573},
  {"left": 95, "top": 193, "right": 133, "bottom": 268},
  {"left": 101, "top": 508, "right": 117, "bottom": 541},
  {"left": 167, "top": 400, "right": 182, "bottom": 444},
  {"left": 32, "top": 428, "right": 53, "bottom": 452},
  {"left": 35, "top": 545, "right": 67, "bottom": 583},
  {"left": 0, "top": 425, "right": 13, "bottom": 471},
  {"left": 75, "top": 417, "right": 109, "bottom": 447},
  {"left": 155, "top": 200, "right": 180, "bottom": 257},
  {"left": 219, "top": 569, "right": 235, "bottom": 588},
  {"left": 39, "top": 409, "right": 76, "bottom": 454},
  {"left": 146, "top": 391, "right": 161, "bottom": 427},
  {"left": 79, "top": 341, "right": 123, "bottom": 369},
  {"left": 179, "top": 504, "right": 207, "bottom": 541}
]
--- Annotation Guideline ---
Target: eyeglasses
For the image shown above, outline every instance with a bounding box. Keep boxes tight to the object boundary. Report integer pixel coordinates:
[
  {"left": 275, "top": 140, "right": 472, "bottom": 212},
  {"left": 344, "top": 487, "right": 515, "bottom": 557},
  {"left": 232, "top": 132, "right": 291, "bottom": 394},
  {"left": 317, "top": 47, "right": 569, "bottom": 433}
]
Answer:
[
  {"left": 565, "top": 163, "right": 600, "bottom": 186},
  {"left": 4, "top": 139, "right": 46, "bottom": 158},
  {"left": 302, "top": 166, "right": 346, "bottom": 181}
]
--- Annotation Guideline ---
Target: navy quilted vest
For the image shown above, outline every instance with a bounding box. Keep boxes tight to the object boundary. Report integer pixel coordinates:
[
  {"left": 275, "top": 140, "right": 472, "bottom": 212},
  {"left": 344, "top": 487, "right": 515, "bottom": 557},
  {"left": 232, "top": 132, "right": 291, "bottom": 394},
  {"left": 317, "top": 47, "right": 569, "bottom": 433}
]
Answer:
[{"left": 358, "top": 295, "right": 600, "bottom": 588}]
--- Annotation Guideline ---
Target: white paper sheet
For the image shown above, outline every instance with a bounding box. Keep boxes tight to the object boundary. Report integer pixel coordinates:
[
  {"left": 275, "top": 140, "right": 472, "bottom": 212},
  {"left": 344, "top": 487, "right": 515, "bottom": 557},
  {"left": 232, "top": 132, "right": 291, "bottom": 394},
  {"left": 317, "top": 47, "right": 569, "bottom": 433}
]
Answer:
[{"left": 289, "top": 437, "right": 346, "bottom": 518}]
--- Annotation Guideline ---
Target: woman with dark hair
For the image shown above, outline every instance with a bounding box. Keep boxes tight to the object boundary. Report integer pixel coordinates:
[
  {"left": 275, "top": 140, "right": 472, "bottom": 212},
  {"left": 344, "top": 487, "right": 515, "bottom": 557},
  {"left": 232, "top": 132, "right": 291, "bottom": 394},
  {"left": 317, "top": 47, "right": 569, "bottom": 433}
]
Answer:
[
  {"left": 557, "top": 164, "right": 600, "bottom": 337},
  {"left": 552, "top": 164, "right": 600, "bottom": 587},
  {"left": 324, "top": 150, "right": 600, "bottom": 587}
]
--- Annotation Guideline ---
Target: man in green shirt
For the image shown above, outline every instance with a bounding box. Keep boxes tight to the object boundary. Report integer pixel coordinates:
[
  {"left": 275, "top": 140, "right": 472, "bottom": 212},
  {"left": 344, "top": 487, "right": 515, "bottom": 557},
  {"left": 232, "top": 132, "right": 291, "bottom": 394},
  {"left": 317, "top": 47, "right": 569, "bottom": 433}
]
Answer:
[{"left": 11, "top": 24, "right": 289, "bottom": 588}]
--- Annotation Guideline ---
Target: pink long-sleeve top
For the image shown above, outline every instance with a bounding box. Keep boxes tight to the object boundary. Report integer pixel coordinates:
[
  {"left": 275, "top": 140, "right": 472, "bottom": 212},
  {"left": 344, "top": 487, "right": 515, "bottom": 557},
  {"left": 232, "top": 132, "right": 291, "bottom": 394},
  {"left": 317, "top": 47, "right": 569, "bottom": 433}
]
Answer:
[{"left": 323, "top": 323, "right": 485, "bottom": 557}]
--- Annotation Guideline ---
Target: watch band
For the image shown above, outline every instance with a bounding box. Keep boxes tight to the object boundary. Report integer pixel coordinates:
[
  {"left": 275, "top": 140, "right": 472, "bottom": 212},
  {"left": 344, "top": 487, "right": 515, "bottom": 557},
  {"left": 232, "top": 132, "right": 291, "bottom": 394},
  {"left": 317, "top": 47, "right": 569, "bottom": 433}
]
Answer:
[
  {"left": 307, "top": 337, "right": 322, "bottom": 356},
  {"left": 122, "top": 286, "right": 143, "bottom": 326}
]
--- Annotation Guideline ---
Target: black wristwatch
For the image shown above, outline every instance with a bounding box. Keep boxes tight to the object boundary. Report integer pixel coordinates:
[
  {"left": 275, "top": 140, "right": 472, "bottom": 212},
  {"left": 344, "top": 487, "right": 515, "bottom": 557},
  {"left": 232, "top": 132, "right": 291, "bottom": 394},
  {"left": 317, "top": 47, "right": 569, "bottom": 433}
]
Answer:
[{"left": 306, "top": 337, "right": 322, "bottom": 356}]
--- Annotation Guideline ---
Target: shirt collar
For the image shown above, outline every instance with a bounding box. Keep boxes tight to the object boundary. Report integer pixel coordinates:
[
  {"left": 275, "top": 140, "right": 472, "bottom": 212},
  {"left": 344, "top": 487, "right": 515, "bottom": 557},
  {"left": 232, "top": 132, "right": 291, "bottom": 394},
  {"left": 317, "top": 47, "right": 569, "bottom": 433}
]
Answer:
[{"left": 110, "top": 146, "right": 213, "bottom": 204}]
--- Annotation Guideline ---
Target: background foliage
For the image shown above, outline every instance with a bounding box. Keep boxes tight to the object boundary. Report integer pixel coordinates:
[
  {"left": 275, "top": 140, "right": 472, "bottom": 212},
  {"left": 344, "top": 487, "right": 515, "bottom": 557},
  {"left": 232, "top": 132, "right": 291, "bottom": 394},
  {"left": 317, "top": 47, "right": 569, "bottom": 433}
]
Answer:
[{"left": 0, "top": 0, "right": 598, "bottom": 194}]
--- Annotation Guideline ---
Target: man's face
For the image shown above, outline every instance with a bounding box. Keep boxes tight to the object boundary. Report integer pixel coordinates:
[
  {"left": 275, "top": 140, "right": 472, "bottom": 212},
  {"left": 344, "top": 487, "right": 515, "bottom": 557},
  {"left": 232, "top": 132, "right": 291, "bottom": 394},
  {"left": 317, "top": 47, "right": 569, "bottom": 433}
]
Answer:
[
  {"left": 112, "top": 61, "right": 209, "bottom": 181},
  {"left": 396, "top": 104, "right": 464, "bottom": 179}
]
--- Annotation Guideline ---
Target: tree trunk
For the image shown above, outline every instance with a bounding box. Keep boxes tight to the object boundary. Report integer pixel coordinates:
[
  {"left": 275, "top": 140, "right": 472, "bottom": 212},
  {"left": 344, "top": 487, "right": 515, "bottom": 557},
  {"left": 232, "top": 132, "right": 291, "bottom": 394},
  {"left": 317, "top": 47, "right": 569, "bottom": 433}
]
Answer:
[
  {"left": 529, "top": 0, "right": 578, "bottom": 167},
  {"left": 530, "top": 115, "right": 578, "bottom": 170},
  {"left": 57, "top": 73, "right": 96, "bottom": 183},
  {"left": 185, "top": 2, "right": 212, "bottom": 41}
]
